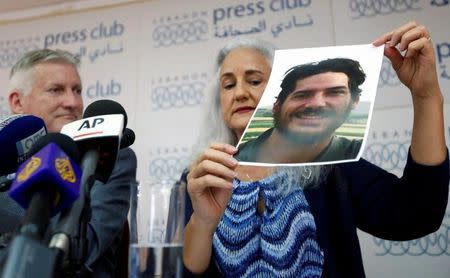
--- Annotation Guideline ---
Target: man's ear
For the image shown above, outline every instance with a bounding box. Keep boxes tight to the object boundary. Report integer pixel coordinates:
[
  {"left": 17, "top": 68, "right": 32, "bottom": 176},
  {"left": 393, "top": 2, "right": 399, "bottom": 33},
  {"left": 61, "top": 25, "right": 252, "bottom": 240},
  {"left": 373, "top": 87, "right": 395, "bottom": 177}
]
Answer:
[
  {"left": 273, "top": 100, "right": 280, "bottom": 114},
  {"left": 8, "top": 91, "right": 25, "bottom": 114},
  {"left": 351, "top": 95, "right": 360, "bottom": 109}
]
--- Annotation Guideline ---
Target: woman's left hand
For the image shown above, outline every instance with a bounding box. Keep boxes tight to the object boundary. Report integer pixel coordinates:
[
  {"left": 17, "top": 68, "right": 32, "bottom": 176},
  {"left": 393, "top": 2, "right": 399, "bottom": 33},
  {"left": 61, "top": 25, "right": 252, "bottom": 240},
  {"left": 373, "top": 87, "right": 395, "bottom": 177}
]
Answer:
[
  {"left": 373, "top": 21, "right": 440, "bottom": 99},
  {"left": 374, "top": 21, "right": 446, "bottom": 166}
]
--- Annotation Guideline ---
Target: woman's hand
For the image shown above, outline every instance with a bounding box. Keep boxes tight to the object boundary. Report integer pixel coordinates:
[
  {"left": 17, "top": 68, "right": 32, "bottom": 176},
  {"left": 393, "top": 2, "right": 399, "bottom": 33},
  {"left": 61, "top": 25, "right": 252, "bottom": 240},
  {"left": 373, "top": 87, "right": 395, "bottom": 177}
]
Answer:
[
  {"left": 187, "top": 142, "right": 238, "bottom": 232},
  {"left": 374, "top": 21, "right": 446, "bottom": 165},
  {"left": 373, "top": 21, "right": 440, "bottom": 99},
  {"left": 183, "top": 143, "right": 237, "bottom": 274}
]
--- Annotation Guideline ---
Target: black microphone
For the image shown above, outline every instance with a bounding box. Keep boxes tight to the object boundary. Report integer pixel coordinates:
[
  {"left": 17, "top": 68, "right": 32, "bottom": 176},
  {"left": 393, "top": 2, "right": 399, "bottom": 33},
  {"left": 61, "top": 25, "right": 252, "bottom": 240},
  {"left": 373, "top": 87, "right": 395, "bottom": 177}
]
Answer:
[
  {"left": 53, "top": 100, "right": 128, "bottom": 273},
  {"left": 83, "top": 99, "right": 128, "bottom": 126},
  {"left": 83, "top": 99, "right": 135, "bottom": 149},
  {"left": 1, "top": 134, "right": 81, "bottom": 278},
  {"left": 0, "top": 114, "right": 47, "bottom": 191},
  {"left": 60, "top": 99, "right": 129, "bottom": 183},
  {"left": 120, "top": 127, "right": 135, "bottom": 148}
]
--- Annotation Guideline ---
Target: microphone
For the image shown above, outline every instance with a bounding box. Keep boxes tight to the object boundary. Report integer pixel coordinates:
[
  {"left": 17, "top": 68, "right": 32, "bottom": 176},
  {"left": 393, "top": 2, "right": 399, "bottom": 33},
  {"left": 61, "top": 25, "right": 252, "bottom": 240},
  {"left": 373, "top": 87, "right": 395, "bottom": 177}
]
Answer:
[
  {"left": 8, "top": 133, "right": 82, "bottom": 225},
  {"left": 0, "top": 114, "right": 47, "bottom": 177},
  {"left": 2, "top": 133, "right": 80, "bottom": 278},
  {"left": 56, "top": 112, "right": 123, "bottom": 238},
  {"left": 61, "top": 99, "right": 132, "bottom": 182},
  {"left": 120, "top": 127, "right": 135, "bottom": 149},
  {"left": 83, "top": 99, "right": 128, "bottom": 126},
  {"left": 83, "top": 99, "right": 135, "bottom": 149},
  {"left": 60, "top": 113, "right": 123, "bottom": 183},
  {"left": 52, "top": 100, "right": 127, "bottom": 271},
  {"left": 0, "top": 174, "right": 16, "bottom": 192}
]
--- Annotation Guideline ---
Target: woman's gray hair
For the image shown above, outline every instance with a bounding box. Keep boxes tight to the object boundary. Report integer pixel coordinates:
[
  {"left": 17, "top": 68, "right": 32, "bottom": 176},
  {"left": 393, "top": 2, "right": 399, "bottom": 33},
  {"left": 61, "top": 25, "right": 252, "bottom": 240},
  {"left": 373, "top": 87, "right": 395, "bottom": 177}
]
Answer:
[
  {"left": 192, "top": 38, "right": 276, "bottom": 156},
  {"left": 8, "top": 49, "right": 80, "bottom": 95},
  {"left": 190, "top": 38, "right": 330, "bottom": 189}
]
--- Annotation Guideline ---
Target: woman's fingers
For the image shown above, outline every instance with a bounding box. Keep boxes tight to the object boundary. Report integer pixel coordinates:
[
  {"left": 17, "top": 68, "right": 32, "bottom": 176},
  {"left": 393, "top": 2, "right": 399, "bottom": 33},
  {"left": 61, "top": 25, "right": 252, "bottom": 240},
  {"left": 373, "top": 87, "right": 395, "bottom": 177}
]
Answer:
[
  {"left": 189, "top": 174, "right": 234, "bottom": 193},
  {"left": 190, "top": 149, "right": 237, "bottom": 178},
  {"left": 404, "top": 37, "right": 429, "bottom": 59},
  {"left": 187, "top": 142, "right": 238, "bottom": 196},
  {"left": 193, "top": 143, "right": 237, "bottom": 167},
  {"left": 387, "top": 21, "right": 418, "bottom": 47},
  {"left": 372, "top": 21, "right": 429, "bottom": 49},
  {"left": 188, "top": 159, "right": 236, "bottom": 186},
  {"left": 397, "top": 25, "right": 430, "bottom": 52}
]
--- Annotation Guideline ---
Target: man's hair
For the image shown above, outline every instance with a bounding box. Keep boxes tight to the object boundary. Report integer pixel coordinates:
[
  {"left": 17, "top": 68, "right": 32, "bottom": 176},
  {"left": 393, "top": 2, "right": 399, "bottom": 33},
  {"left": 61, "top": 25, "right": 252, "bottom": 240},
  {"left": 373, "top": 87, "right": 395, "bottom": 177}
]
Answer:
[
  {"left": 8, "top": 49, "right": 80, "bottom": 95},
  {"left": 276, "top": 58, "right": 366, "bottom": 105}
]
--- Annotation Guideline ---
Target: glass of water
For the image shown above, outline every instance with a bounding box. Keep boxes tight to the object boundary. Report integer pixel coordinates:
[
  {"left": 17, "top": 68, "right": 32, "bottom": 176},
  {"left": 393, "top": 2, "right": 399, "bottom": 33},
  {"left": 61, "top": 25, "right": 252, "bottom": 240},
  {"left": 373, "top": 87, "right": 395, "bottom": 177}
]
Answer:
[{"left": 129, "top": 179, "right": 185, "bottom": 277}]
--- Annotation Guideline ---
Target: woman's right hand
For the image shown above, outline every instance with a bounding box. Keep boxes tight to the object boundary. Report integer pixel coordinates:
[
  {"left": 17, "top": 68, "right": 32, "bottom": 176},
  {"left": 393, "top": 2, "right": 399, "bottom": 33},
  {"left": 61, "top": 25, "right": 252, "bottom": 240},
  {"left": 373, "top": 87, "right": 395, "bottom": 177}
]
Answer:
[{"left": 187, "top": 142, "right": 238, "bottom": 232}]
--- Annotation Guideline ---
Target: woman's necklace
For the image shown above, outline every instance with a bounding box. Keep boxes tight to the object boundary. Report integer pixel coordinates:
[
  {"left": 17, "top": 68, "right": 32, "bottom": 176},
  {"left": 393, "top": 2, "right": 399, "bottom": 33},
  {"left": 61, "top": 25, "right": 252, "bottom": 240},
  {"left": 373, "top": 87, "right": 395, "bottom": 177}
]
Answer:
[
  {"left": 239, "top": 166, "right": 273, "bottom": 216},
  {"left": 257, "top": 190, "right": 265, "bottom": 215},
  {"left": 245, "top": 173, "right": 265, "bottom": 215}
]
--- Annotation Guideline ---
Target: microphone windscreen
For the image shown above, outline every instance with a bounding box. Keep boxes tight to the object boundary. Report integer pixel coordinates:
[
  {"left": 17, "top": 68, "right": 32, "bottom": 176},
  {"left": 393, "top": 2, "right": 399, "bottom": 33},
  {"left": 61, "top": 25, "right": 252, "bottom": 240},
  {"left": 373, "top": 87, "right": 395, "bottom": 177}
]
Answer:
[
  {"left": 60, "top": 114, "right": 123, "bottom": 183},
  {"left": 0, "top": 114, "right": 47, "bottom": 176},
  {"left": 9, "top": 135, "right": 82, "bottom": 216},
  {"left": 120, "top": 128, "right": 135, "bottom": 149},
  {"left": 83, "top": 99, "right": 128, "bottom": 127},
  {"left": 30, "top": 133, "right": 81, "bottom": 164}
]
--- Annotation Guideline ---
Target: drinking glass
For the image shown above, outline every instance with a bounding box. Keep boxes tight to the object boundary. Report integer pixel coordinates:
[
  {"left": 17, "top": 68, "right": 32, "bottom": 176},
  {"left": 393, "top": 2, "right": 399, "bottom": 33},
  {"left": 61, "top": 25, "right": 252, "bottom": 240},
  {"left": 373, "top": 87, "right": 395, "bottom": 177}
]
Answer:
[{"left": 129, "top": 179, "right": 185, "bottom": 277}]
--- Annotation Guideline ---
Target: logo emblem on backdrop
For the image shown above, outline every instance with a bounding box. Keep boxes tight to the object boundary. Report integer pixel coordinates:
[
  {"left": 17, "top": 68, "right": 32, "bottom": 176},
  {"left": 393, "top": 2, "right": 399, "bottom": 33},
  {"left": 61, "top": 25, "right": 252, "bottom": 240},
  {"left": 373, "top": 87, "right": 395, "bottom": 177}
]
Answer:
[
  {"left": 431, "top": 0, "right": 449, "bottom": 6},
  {"left": 364, "top": 141, "right": 409, "bottom": 171},
  {"left": 349, "top": 0, "right": 421, "bottom": 18},
  {"left": 148, "top": 147, "right": 191, "bottom": 181},
  {"left": 152, "top": 12, "right": 208, "bottom": 47},
  {"left": 365, "top": 128, "right": 450, "bottom": 257},
  {"left": 0, "top": 37, "right": 40, "bottom": 68},
  {"left": 364, "top": 129, "right": 412, "bottom": 173},
  {"left": 150, "top": 73, "right": 207, "bottom": 110},
  {"left": 378, "top": 58, "right": 401, "bottom": 88}
]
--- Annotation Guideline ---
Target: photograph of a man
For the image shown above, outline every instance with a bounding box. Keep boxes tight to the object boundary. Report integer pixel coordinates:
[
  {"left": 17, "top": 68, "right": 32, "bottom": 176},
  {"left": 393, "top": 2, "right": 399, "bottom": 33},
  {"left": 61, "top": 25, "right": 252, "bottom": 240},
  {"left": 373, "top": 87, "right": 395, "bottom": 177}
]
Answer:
[{"left": 237, "top": 57, "right": 367, "bottom": 164}]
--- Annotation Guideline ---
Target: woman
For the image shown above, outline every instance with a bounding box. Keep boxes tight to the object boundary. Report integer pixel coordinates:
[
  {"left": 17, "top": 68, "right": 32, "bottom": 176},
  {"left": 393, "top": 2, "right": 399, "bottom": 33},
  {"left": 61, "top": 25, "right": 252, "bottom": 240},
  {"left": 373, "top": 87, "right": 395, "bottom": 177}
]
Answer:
[{"left": 182, "top": 21, "right": 449, "bottom": 277}]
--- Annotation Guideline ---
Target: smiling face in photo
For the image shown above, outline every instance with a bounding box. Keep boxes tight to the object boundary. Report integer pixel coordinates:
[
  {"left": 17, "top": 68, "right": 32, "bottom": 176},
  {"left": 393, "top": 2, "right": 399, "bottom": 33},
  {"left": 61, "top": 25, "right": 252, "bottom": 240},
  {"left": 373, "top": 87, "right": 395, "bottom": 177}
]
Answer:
[{"left": 273, "top": 71, "right": 359, "bottom": 144}]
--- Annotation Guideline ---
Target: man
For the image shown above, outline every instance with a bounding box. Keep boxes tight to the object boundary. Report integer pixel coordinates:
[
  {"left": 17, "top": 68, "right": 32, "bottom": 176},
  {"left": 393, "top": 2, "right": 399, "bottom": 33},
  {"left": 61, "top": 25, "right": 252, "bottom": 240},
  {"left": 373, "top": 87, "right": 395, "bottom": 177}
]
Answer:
[
  {"left": 1, "top": 49, "right": 137, "bottom": 277},
  {"left": 237, "top": 57, "right": 366, "bottom": 163}
]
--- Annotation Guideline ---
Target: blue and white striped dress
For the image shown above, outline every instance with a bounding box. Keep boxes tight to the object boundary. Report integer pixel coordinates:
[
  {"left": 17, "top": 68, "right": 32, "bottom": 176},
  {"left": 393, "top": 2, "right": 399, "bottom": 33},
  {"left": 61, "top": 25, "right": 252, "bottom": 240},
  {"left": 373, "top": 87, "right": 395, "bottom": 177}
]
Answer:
[{"left": 213, "top": 171, "right": 324, "bottom": 277}]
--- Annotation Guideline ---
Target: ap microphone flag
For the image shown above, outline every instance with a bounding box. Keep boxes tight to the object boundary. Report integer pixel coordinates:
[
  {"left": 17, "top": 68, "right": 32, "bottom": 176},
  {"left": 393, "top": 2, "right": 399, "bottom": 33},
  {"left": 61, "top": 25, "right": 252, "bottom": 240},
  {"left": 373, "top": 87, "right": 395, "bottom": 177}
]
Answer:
[
  {"left": 8, "top": 142, "right": 82, "bottom": 216},
  {"left": 83, "top": 99, "right": 135, "bottom": 148},
  {"left": 60, "top": 114, "right": 123, "bottom": 182}
]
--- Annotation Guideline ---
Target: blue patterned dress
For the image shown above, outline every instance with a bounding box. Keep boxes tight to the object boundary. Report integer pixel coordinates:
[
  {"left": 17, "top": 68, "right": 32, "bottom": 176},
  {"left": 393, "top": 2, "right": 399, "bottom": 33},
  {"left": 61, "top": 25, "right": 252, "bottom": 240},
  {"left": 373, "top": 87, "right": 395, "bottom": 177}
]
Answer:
[{"left": 212, "top": 171, "right": 324, "bottom": 277}]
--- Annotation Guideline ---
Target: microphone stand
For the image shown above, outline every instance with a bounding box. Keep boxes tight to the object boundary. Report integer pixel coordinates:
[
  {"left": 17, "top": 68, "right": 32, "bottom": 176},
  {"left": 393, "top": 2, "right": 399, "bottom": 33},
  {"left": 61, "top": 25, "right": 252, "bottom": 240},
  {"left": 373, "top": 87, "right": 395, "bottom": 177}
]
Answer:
[
  {"left": 54, "top": 149, "right": 99, "bottom": 277},
  {"left": 0, "top": 174, "right": 15, "bottom": 192},
  {"left": 1, "top": 192, "right": 61, "bottom": 278}
]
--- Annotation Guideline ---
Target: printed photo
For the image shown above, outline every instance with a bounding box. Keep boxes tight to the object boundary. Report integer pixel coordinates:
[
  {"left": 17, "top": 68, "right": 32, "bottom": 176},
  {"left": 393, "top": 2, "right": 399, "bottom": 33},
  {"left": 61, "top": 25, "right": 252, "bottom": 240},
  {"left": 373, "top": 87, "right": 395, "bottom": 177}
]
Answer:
[{"left": 236, "top": 44, "right": 384, "bottom": 166}]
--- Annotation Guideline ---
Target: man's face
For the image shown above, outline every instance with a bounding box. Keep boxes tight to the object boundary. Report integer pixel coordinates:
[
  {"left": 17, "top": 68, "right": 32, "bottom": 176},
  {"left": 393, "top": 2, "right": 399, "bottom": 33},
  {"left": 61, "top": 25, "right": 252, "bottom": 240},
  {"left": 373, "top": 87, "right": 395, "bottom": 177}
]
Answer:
[
  {"left": 13, "top": 62, "right": 83, "bottom": 132},
  {"left": 273, "top": 72, "right": 359, "bottom": 144}
]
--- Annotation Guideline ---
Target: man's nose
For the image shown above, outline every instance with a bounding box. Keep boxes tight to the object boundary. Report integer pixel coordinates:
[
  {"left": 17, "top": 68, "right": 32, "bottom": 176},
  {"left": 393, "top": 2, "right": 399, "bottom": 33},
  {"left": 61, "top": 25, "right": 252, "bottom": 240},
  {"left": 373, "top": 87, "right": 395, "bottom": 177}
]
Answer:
[
  {"left": 305, "top": 92, "right": 327, "bottom": 108},
  {"left": 62, "top": 89, "right": 81, "bottom": 107}
]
